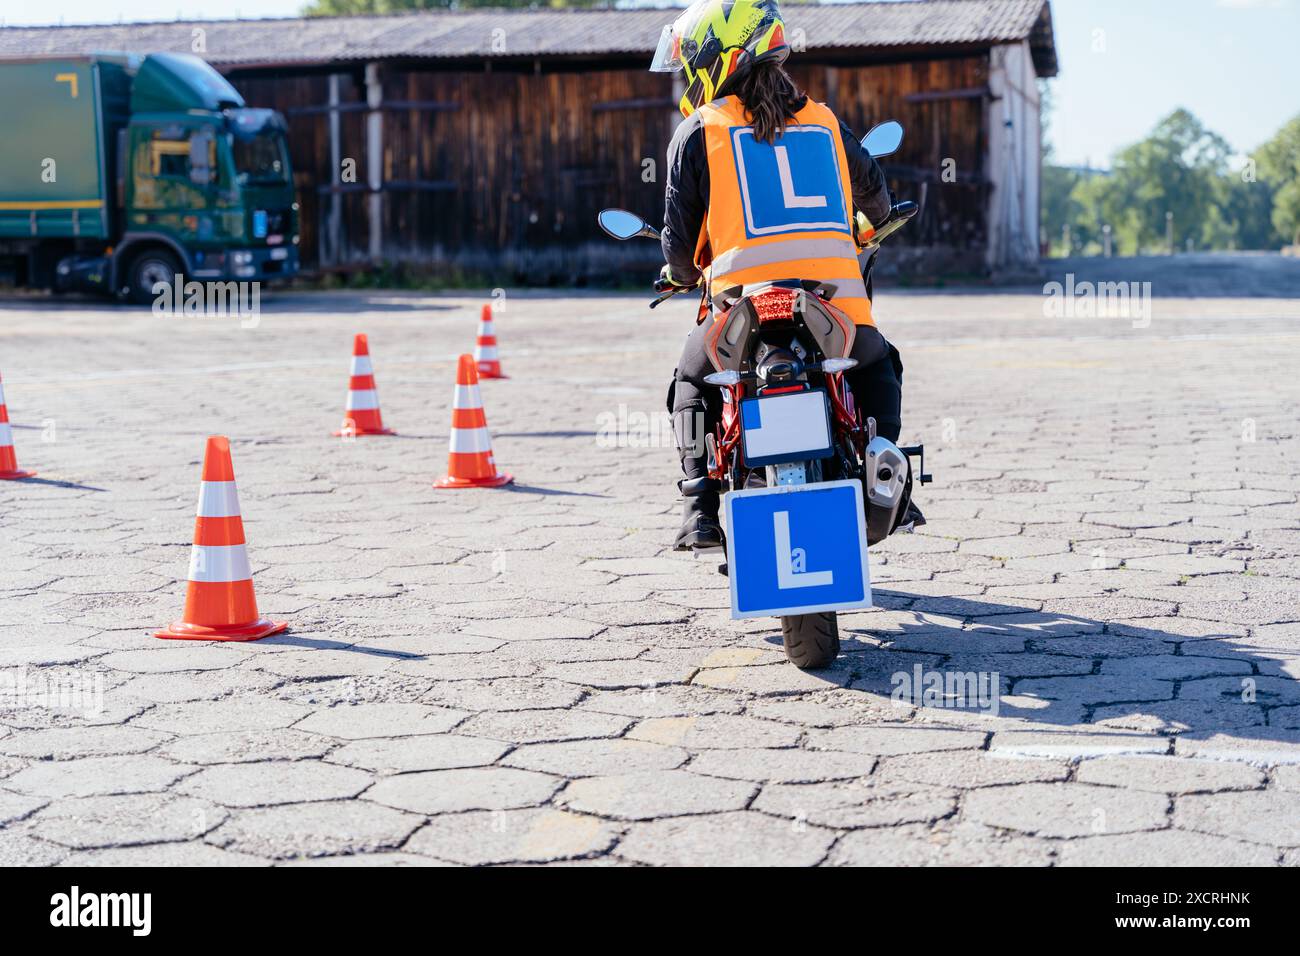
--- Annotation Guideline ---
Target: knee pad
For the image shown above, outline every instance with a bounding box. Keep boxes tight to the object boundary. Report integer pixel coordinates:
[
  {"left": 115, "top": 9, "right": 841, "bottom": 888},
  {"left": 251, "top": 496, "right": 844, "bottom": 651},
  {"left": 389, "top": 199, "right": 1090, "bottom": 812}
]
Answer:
[{"left": 673, "top": 401, "right": 709, "bottom": 460}]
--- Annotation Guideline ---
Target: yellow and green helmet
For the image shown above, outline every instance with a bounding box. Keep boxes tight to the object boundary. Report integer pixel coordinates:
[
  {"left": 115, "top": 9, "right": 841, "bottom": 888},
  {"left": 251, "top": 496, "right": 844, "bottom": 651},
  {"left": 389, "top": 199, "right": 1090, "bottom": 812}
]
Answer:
[{"left": 650, "top": 0, "right": 790, "bottom": 117}]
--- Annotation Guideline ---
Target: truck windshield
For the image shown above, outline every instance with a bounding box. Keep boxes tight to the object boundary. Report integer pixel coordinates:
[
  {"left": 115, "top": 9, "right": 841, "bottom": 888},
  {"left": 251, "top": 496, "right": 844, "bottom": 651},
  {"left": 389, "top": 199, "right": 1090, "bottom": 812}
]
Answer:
[{"left": 232, "top": 133, "right": 289, "bottom": 186}]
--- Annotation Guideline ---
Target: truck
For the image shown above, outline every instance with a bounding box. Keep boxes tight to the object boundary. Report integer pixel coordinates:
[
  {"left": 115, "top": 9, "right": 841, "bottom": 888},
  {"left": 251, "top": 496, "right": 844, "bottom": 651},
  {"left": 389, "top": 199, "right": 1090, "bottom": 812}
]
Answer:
[{"left": 0, "top": 52, "right": 299, "bottom": 302}]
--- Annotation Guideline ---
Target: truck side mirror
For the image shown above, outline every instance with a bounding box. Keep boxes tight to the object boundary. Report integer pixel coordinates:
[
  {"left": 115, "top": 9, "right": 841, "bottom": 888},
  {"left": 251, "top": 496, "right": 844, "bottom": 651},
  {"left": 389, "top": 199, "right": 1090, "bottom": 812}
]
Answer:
[{"left": 189, "top": 132, "right": 213, "bottom": 187}]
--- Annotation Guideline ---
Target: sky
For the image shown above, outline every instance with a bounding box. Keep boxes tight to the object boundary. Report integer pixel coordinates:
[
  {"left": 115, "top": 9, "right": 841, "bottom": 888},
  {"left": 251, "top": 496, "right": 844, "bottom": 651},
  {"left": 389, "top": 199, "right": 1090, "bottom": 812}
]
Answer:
[
  {"left": 2, "top": 0, "right": 1297, "bottom": 167},
  {"left": 1047, "top": 0, "right": 1300, "bottom": 168}
]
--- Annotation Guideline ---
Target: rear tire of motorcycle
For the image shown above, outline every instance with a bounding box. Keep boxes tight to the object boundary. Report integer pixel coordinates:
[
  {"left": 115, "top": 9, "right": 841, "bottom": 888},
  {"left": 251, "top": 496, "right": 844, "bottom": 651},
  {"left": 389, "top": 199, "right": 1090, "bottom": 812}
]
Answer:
[{"left": 780, "top": 612, "right": 840, "bottom": 669}]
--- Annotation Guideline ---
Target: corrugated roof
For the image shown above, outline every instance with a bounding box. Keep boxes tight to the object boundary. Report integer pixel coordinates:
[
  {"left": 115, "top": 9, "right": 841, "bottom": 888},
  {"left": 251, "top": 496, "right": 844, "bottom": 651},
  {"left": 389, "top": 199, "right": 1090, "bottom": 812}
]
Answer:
[{"left": 0, "top": 1, "right": 1057, "bottom": 76}]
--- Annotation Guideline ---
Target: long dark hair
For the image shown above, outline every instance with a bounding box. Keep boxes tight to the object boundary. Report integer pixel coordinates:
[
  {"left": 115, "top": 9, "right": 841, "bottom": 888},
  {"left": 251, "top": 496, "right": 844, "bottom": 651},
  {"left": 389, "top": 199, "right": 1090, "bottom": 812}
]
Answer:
[{"left": 733, "top": 62, "right": 803, "bottom": 144}]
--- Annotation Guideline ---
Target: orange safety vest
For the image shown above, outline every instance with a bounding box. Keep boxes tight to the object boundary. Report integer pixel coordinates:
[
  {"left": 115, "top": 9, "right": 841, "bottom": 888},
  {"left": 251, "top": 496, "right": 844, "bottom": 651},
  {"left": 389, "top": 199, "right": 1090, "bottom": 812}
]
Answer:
[{"left": 695, "top": 96, "right": 873, "bottom": 327}]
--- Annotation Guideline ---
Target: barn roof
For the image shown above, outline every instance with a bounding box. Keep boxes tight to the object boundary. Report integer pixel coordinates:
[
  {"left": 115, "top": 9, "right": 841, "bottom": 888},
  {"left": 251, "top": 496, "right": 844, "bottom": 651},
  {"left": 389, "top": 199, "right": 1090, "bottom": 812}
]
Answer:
[{"left": 0, "top": 1, "right": 1058, "bottom": 77}]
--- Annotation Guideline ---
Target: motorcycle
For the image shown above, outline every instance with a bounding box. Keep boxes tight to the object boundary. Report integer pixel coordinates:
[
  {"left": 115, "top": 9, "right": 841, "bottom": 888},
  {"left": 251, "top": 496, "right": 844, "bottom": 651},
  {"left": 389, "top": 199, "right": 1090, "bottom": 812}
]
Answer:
[{"left": 598, "top": 120, "right": 932, "bottom": 670}]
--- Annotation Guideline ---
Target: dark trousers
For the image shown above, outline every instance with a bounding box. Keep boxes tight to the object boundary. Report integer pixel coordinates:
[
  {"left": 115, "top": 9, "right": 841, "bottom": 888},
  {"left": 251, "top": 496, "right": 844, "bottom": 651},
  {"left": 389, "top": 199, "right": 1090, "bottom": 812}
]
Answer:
[{"left": 670, "top": 319, "right": 903, "bottom": 481}]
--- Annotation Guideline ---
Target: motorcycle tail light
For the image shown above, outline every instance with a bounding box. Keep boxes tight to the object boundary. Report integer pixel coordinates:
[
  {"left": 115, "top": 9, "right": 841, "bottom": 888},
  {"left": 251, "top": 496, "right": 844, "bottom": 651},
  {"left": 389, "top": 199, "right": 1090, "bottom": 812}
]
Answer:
[{"left": 750, "top": 288, "right": 797, "bottom": 324}]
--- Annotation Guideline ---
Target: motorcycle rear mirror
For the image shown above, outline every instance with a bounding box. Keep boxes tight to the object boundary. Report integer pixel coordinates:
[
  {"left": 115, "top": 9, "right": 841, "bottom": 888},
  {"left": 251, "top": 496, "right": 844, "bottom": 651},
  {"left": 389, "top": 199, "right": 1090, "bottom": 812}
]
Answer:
[
  {"left": 862, "top": 120, "right": 904, "bottom": 159},
  {"left": 598, "top": 208, "right": 656, "bottom": 241}
]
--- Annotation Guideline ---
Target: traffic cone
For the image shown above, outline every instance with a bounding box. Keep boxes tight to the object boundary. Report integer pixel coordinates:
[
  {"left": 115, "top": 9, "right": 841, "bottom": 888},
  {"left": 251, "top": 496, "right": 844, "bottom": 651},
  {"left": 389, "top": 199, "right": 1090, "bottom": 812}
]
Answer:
[
  {"left": 473, "top": 303, "right": 507, "bottom": 379},
  {"left": 434, "top": 355, "right": 513, "bottom": 489},
  {"left": 0, "top": 372, "right": 36, "bottom": 481},
  {"left": 156, "top": 436, "right": 287, "bottom": 642},
  {"left": 333, "top": 333, "right": 395, "bottom": 436}
]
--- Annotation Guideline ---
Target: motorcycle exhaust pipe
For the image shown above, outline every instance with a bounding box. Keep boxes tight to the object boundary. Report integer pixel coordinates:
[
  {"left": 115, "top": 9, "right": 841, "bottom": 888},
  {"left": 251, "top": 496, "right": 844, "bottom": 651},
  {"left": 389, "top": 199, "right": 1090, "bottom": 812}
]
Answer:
[{"left": 864, "top": 436, "right": 909, "bottom": 546}]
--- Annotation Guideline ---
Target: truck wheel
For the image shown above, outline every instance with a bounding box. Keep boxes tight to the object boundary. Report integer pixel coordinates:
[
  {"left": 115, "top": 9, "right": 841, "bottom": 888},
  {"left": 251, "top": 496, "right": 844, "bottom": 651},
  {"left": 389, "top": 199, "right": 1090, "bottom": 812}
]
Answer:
[
  {"left": 125, "top": 249, "right": 181, "bottom": 305},
  {"left": 780, "top": 612, "right": 840, "bottom": 669}
]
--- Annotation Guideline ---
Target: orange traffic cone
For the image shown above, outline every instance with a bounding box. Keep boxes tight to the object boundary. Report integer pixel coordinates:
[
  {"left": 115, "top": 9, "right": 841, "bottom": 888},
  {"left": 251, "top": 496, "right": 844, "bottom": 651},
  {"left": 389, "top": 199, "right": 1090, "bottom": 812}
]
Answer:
[
  {"left": 333, "top": 333, "right": 395, "bottom": 436},
  {"left": 0, "top": 372, "right": 36, "bottom": 481},
  {"left": 473, "top": 303, "right": 507, "bottom": 379},
  {"left": 156, "top": 436, "right": 287, "bottom": 642},
  {"left": 434, "top": 355, "right": 513, "bottom": 489}
]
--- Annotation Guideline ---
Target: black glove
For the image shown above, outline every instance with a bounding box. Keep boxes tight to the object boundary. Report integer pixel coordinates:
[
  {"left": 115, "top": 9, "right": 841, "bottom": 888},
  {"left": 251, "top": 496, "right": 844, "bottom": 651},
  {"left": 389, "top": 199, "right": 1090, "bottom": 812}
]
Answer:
[{"left": 655, "top": 264, "right": 698, "bottom": 294}]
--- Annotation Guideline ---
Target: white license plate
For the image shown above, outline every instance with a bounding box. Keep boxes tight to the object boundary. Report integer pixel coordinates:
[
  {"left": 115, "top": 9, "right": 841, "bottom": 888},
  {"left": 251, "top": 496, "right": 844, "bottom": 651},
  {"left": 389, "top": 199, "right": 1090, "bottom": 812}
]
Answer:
[{"left": 740, "top": 389, "right": 833, "bottom": 467}]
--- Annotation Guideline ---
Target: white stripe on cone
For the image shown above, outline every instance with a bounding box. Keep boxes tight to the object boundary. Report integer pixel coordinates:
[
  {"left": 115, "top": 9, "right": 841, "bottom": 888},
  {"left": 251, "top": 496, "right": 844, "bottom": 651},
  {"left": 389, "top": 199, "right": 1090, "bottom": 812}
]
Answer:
[
  {"left": 474, "top": 345, "right": 499, "bottom": 362},
  {"left": 479, "top": 320, "right": 494, "bottom": 336},
  {"left": 0, "top": 422, "right": 11, "bottom": 447},
  {"left": 196, "top": 480, "right": 241, "bottom": 518},
  {"left": 453, "top": 384, "right": 482, "bottom": 409},
  {"left": 188, "top": 543, "right": 253, "bottom": 583},
  {"left": 346, "top": 389, "right": 380, "bottom": 411},
  {"left": 449, "top": 427, "right": 492, "bottom": 454},
  {"left": 0, "top": 384, "right": 6, "bottom": 405},
  {"left": 350, "top": 355, "right": 374, "bottom": 376}
]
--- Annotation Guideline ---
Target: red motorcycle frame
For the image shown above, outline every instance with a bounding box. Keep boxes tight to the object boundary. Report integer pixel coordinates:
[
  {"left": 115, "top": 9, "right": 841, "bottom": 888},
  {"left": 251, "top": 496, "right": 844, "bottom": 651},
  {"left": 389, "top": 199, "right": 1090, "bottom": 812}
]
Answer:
[{"left": 699, "top": 285, "right": 867, "bottom": 486}]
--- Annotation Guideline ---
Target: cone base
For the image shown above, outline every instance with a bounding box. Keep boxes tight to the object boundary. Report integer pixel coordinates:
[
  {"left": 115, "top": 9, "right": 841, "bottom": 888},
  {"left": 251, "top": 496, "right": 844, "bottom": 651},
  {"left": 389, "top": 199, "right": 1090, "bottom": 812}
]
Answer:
[
  {"left": 434, "top": 471, "right": 513, "bottom": 489},
  {"left": 155, "top": 618, "right": 288, "bottom": 642},
  {"left": 332, "top": 427, "right": 396, "bottom": 437},
  {"left": 0, "top": 469, "right": 36, "bottom": 481},
  {"left": 477, "top": 371, "right": 508, "bottom": 380}
]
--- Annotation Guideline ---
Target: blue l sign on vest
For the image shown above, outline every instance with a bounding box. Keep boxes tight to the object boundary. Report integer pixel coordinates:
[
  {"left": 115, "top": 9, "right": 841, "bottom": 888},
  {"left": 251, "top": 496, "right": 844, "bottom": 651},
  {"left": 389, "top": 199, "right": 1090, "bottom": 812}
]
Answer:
[
  {"left": 731, "top": 124, "right": 850, "bottom": 238},
  {"left": 724, "top": 479, "right": 872, "bottom": 619}
]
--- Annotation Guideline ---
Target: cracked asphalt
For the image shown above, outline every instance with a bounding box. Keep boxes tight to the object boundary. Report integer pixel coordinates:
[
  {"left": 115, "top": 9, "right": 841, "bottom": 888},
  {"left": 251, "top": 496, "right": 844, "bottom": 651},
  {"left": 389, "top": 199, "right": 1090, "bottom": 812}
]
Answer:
[{"left": 1, "top": 269, "right": 1299, "bottom": 866}]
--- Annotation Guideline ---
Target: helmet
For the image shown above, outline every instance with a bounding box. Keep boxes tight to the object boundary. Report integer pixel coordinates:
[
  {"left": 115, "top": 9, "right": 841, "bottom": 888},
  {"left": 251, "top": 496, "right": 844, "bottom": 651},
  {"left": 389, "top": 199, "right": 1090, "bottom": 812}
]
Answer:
[{"left": 650, "top": 0, "right": 790, "bottom": 118}]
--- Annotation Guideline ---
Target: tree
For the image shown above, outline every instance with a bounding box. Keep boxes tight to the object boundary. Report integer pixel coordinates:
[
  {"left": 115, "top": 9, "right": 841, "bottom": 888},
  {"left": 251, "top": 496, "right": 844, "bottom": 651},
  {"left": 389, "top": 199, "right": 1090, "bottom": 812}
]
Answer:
[
  {"left": 1255, "top": 115, "right": 1300, "bottom": 246},
  {"left": 1103, "top": 109, "right": 1233, "bottom": 252},
  {"left": 1041, "top": 163, "right": 1080, "bottom": 254},
  {"left": 1068, "top": 170, "right": 1142, "bottom": 255},
  {"left": 1223, "top": 170, "right": 1279, "bottom": 251},
  {"left": 1048, "top": 108, "right": 1291, "bottom": 255}
]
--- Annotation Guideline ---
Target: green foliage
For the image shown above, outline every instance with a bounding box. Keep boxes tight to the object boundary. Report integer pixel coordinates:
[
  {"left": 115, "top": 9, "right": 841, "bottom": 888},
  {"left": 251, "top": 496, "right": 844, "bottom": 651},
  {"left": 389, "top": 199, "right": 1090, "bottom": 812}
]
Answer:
[
  {"left": 1041, "top": 164, "right": 1079, "bottom": 254},
  {"left": 1223, "top": 172, "right": 1277, "bottom": 251},
  {"left": 1044, "top": 108, "right": 1300, "bottom": 255},
  {"left": 1255, "top": 115, "right": 1300, "bottom": 245}
]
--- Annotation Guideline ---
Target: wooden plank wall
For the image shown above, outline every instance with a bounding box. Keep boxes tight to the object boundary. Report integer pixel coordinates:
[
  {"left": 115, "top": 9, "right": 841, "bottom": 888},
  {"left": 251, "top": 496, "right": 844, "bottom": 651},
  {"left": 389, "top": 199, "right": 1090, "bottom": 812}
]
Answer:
[
  {"left": 805, "top": 55, "right": 991, "bottom": 259},
  {"left": 230, "top": 52, "right": 994, "bottom": 279}
]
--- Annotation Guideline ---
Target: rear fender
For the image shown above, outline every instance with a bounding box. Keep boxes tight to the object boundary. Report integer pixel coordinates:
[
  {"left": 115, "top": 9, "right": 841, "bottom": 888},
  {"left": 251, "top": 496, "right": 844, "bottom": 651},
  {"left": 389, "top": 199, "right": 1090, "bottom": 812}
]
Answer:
[
  {"left": 705, "top": 300, "right": 759, "bottom": 375},
  {"left": 800, "top": 294, "right": 856, "bottom": 361},
  {"left": 706, "top": 285, "right": 855, "bottom": 374}
]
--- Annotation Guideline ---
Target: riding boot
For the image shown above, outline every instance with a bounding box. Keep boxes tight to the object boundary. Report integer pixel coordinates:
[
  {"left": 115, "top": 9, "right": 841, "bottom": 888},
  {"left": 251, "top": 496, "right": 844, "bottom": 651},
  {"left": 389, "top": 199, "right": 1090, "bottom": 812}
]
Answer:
[
  {"left": 672, "top": 400, "right": 723, "bottom": 551},
  {"left": 674, "top": 490, "right": 723, "bottom": 551},
  {"left": 899, "top": 499, "right": 926, "bottom": 530}
]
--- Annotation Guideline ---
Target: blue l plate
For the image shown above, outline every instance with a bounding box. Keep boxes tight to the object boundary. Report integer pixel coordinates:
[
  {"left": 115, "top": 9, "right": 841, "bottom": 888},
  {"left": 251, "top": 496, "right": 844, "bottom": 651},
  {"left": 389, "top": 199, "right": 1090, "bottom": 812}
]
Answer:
[{"left": 724, "top": 479, "right": 872, "bottom": 619}]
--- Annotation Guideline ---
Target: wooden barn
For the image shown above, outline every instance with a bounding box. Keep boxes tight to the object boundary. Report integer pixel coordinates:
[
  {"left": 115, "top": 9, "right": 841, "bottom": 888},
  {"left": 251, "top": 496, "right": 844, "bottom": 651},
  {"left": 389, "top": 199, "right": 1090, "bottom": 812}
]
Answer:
[{"left": 1, "top": 0, "right": 1058, "bottom": 281}]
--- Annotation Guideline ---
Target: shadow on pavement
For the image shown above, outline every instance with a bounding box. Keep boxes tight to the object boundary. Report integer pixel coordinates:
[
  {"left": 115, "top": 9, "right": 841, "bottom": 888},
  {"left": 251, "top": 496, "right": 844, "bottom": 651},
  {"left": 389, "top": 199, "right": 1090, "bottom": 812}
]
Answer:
[
  {"left": 257, "top": 633, "right": 424, "bottom": 660},
  {"left": 493, "top": 430, "right": 601, "bottom": 440},
  {"left": 759, "top": 591, "right": 1298, "bottom": 756},
  {"left": 1, "top": 475, "right": 106, "bottom": 492},
  {"left": 501, "top": 483, "right": 610, "bottom": 499}
]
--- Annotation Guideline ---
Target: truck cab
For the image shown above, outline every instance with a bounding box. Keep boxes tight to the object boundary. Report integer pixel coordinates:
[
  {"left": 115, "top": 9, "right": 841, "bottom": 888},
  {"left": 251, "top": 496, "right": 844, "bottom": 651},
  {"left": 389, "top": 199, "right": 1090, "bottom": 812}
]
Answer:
[{"left": 0, "top": 52, "right": 299, "bottom": 301}]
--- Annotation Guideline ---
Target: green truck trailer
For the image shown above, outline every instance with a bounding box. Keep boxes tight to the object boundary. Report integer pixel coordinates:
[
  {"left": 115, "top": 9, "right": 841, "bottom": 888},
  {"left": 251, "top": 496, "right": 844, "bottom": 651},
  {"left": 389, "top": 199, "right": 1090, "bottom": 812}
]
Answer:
[{"left": 0, "top": 52, "right": 298, "bottom": 301}]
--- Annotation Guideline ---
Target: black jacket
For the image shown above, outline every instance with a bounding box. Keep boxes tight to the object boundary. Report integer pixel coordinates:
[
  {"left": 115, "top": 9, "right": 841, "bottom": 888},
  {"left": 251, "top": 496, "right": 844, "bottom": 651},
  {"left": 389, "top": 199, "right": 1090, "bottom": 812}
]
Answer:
[{"left": 662, "top": 98, "right": 893, "bottom": 285}]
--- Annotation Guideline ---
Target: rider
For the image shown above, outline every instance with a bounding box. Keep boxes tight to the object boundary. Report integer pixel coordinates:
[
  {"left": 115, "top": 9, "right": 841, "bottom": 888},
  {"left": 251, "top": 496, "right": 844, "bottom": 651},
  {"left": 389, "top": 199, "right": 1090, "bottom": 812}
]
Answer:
[{"left": 653, "top": 0, "right": 907, "bottom": 551}]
